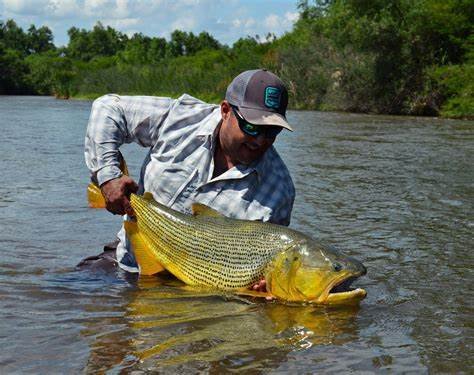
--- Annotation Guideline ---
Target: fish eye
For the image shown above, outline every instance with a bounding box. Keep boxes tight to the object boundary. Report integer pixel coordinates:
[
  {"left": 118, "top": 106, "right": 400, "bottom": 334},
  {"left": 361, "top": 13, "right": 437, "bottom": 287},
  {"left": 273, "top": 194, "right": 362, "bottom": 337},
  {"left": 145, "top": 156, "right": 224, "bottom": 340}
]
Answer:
[{"left": 333, "top": 262, "right": 342, "bottom": 272}]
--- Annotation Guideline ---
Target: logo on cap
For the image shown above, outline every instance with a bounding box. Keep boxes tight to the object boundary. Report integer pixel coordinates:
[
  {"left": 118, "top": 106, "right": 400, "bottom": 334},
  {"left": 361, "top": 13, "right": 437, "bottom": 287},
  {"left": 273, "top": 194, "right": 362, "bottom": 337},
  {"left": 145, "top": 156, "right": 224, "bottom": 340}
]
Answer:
[{"left": 264, "top": 86, "right": 281, "bottom": 110}]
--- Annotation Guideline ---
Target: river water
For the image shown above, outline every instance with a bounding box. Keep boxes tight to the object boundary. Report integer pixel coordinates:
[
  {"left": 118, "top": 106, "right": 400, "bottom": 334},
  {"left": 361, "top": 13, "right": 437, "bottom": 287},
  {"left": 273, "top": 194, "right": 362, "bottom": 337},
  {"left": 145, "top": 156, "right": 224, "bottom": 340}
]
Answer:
[{"left": 0, "top": 96, "right": 472, "bottom": 373}]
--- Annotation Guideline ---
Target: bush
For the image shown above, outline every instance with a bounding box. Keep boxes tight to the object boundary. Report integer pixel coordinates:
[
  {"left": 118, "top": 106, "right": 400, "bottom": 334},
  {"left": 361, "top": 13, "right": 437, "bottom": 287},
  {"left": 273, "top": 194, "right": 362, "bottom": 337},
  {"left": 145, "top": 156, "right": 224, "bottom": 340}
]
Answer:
[{"left": 432, "top": 63, "right": 474, "bottom": 118}]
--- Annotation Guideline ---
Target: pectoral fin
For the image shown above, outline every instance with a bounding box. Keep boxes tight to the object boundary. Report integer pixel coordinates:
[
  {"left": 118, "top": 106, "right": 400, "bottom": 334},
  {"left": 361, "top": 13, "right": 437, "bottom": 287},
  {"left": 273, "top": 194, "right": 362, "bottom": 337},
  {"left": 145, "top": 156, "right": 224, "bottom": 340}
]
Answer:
[
  {"left": 124, "top": 220, "right": 165, "bottom": 276},
  {"left": 235, "top": 288, "right": 275, "bottom": 300}
]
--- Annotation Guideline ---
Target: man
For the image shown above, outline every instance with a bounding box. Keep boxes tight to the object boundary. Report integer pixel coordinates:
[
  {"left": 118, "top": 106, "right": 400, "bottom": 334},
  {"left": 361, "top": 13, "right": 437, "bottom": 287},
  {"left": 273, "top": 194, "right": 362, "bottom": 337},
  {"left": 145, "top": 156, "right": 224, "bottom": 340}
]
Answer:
[{"left": 83, "top": 69, "right": 295, "bottom": 288}]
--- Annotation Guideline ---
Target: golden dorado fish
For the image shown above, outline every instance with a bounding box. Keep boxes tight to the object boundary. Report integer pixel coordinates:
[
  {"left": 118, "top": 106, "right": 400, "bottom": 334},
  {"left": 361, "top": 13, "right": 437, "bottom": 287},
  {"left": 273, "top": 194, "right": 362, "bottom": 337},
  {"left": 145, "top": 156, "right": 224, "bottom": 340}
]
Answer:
[{"left": 124, "top": 193, "right": 367, "bottom": 305}]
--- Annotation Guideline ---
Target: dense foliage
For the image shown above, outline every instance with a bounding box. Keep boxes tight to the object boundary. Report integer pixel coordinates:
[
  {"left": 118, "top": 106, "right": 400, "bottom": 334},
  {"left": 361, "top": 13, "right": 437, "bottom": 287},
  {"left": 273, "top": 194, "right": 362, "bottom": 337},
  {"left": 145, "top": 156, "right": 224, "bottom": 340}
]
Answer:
[
  {"left": 283, "top": 0, "right": 474, "bottom": 117},
  {"left": 1, "top": 0, "right": 472, "bottom": 118}
]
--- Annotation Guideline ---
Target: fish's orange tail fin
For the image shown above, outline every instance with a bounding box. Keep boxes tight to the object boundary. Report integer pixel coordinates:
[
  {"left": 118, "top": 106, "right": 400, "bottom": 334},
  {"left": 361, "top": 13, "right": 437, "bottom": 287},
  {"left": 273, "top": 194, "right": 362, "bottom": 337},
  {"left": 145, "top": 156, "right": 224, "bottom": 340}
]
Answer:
[
  {"left": 124, "top": 220, "right": 165, "bottom": 276},
  {"left": 87, "top": 182, "right": 106, "bottom": 208}
]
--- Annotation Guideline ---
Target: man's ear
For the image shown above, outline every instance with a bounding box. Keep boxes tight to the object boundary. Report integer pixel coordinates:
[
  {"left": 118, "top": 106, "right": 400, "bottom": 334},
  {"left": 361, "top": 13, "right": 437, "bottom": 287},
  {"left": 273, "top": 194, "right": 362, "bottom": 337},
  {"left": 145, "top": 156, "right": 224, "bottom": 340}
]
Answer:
[{"left": 220, "top": 100, "right": 232, "bottom": 120}]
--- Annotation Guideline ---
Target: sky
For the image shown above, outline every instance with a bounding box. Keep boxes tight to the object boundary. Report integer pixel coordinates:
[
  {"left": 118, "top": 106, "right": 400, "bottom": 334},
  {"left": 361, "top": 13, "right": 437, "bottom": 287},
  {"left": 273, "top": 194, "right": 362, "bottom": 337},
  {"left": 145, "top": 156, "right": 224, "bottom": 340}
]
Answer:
[{"left": 1, "top": 0, "right": 300, "bottom": 47}]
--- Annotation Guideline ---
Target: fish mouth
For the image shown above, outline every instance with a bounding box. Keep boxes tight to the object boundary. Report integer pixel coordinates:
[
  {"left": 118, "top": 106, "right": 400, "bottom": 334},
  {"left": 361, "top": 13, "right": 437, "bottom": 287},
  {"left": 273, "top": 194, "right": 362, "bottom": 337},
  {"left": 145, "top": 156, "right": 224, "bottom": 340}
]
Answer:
[{"left": 323, "top": 274, "right": 367, "bottom": 305}]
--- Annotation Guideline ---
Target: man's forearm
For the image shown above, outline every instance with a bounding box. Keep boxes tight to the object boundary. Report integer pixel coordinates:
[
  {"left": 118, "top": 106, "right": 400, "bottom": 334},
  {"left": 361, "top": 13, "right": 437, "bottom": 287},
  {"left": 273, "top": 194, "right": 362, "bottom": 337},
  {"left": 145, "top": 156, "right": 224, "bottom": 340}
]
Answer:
[{"left": 84, "top": 94, "right": 174, "bottom": 186}]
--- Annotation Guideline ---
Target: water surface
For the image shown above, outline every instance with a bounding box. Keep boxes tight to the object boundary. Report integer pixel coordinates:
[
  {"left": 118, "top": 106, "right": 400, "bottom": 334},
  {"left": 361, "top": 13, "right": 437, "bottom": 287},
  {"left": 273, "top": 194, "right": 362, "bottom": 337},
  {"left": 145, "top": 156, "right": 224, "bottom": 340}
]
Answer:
[{"left": 0, "top": 96, "right": 472, "bottom": 373}]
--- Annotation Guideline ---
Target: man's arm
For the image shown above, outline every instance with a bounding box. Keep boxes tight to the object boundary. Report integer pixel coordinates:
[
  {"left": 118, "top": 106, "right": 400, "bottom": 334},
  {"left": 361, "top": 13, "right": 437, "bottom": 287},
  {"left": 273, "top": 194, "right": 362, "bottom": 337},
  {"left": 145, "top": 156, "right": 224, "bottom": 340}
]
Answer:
[
  {"left": 271, "top": 194, "right": 295, "bottom": 227},
  {"left": 85, "top": 94, "right": 174, "bottom": 215}
]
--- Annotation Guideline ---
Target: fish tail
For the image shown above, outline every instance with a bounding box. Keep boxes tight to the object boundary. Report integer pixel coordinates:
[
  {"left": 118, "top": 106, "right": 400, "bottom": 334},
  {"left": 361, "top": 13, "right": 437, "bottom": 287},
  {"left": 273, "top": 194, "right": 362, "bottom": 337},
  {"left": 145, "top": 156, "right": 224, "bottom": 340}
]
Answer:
[
  {"left": 87, "top": 182, "right": 106, "bottom": 208},
  {"left": 124, "top": 220, "right": 165, "bottom": 275}
]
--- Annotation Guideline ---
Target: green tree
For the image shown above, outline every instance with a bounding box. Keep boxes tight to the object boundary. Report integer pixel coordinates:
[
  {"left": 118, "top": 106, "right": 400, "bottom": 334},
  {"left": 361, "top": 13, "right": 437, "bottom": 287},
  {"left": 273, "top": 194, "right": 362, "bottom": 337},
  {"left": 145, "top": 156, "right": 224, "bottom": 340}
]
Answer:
[
  {"left": 67, "top": 22, "right": 126, "bottom": 61},
  {"left": 168, "top": 30, "right": 221, "bottom": 57},
  {"left": 1, "top": 19, "right": 28, "bottom": 54},
  {"left": 195, "top": 31, "right": 221, "bottom": 52},
  {"left": 27, "top": 25, "right": 55, "bottom": 54},
  {"left": 0, "top": 42, "right": 29, "bottom": 93},
  {"left": 288, "top": 0, "right": 474, "bottom": 114},
  {"left": 148, "top": 36, "right": 168, "bottom": 63},
  {"left": 119, "top": 33, "right": 151, "bottom": 64}
]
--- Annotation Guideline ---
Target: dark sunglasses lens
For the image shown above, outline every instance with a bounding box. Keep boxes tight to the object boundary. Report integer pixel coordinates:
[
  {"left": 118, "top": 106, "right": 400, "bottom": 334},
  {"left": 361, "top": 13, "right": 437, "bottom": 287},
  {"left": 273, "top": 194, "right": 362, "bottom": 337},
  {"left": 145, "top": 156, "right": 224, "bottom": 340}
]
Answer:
[
  {"left": 241, "top": 122, "right": 260, "bottom": 136},
  {"left": 264, "top": 127, "right": 282, "bottom": 138},
  {"left": 232, "top": 106, "right": 282, "bottom": 138}
]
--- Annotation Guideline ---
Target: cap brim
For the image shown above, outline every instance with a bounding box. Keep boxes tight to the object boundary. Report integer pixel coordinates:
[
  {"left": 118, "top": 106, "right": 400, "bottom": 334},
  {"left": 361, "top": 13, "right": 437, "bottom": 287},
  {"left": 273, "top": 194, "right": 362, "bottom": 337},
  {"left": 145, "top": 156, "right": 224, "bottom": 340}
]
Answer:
[{"left": 239, "top": 107, "right": 293, "bottom": 131}]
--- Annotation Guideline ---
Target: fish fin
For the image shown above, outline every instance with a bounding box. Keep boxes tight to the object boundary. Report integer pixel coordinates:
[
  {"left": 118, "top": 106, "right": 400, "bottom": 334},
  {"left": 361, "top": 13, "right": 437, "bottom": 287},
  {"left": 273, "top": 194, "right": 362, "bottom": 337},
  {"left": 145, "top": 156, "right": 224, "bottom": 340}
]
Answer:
[
  {"left": 191, "top": 203, "right": 225, "bottom": 217},
  {"left": 124, "top": 220, "right": 165, "bottom": 276},
  {"left": 119, "top": 153, "right": 129, "bottom": 176},
  {"left": 235, "top": 289, "right": 275, "bottom": 300},
  {"left": 87, "top": 182, "right": 106, "bottom": 208},
  {"left": 142, "top": 192, "right": 156, "bottom": 202}
]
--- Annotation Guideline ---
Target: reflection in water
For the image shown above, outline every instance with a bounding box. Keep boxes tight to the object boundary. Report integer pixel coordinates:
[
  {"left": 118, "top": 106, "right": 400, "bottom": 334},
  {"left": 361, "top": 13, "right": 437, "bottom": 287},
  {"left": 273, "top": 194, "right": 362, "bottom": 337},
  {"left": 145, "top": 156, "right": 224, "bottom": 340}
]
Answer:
[{"left": 82, "top": 275, "right": 360, "bottom": 372}]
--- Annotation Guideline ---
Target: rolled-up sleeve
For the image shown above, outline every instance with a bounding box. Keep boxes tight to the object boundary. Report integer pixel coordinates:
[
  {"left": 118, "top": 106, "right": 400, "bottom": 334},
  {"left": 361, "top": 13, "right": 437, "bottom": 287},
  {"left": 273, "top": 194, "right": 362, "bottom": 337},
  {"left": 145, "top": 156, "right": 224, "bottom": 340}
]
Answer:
[{"left": 85, "top": 94, "right": 174, "bottom": 186}]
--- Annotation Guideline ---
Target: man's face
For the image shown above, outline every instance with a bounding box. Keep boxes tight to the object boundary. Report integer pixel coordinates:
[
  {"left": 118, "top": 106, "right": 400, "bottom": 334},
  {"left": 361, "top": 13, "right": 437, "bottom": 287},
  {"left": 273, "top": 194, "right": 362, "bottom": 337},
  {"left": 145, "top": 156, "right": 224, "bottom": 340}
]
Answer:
[{"left": 219, "top": 101, "right": 276, "bottom": 165}]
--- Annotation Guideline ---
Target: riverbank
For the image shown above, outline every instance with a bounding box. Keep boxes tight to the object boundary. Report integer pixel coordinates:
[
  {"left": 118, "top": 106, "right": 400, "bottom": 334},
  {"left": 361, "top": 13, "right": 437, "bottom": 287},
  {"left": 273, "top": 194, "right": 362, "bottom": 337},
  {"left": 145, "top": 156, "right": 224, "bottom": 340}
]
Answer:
[{"left": 45, "top": 92, "right": 472, "bottom": 121}]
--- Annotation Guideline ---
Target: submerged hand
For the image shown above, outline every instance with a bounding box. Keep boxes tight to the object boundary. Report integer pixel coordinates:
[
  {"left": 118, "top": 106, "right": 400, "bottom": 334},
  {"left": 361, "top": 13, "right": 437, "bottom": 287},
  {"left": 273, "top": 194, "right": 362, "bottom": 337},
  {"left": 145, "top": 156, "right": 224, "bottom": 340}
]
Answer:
[
  {"left": 100, "top": 176, "right": 138, "bottom": 216},
  {"left": 251, "top": 279, "right": 275, "bottom": 301}
]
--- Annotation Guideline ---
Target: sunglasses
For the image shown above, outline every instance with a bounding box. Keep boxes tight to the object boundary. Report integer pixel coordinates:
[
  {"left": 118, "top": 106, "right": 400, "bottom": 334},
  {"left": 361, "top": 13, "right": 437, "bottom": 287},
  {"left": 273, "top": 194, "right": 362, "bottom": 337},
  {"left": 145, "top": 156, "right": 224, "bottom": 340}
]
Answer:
[{"left": 231, "top": 106, "right": 282, "bottom": 139}]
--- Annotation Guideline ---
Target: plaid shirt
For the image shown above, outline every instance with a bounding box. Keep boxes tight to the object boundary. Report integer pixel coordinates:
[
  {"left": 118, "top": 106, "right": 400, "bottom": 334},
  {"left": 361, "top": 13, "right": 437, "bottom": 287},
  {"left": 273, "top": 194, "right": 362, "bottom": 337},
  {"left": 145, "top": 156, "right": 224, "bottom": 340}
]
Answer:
[{"left": 85, "top": 94, "right": 295, "bottom": 272}]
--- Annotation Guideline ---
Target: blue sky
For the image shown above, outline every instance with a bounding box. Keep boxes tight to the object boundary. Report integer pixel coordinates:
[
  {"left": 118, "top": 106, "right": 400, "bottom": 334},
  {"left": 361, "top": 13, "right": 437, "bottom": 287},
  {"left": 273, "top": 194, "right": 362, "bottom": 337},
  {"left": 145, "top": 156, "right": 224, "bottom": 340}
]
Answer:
[{"left": 1, "top": 0, "right": 300, "bottom": 47}]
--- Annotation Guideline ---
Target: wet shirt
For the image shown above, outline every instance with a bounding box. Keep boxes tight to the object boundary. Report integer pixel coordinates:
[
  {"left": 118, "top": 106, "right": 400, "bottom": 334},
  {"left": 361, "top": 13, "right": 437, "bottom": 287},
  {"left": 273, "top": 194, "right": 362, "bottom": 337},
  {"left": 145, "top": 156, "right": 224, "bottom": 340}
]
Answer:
[{"left": 85, "top": 94, "right": 295, "bottom": 272}]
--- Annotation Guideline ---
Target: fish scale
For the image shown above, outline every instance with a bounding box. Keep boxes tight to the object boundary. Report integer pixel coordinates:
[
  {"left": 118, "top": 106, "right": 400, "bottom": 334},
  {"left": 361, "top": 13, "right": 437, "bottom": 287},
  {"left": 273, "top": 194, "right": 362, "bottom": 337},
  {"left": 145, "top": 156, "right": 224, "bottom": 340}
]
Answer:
[{"left": 130, "top": 193, "right": 295, "bottom": 289}]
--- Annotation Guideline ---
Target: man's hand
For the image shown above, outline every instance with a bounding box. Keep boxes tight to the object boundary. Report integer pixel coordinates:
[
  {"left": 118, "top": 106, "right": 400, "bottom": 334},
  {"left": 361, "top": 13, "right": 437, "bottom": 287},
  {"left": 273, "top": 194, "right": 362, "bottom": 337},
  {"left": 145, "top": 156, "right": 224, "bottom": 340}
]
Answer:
[
  {"left": 100, "top": 176, "right": 138, "bottom": 216},
  {"left": 251, "top": 279, "right": 275, "bottom": 301}
]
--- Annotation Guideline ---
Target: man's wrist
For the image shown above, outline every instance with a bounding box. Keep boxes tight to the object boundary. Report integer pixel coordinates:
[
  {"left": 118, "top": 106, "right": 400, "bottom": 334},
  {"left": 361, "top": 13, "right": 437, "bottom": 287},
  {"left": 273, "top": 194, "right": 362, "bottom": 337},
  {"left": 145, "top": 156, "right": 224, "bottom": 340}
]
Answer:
[{"left": 97, "top": 165, "right": 123, "bottom": 187}]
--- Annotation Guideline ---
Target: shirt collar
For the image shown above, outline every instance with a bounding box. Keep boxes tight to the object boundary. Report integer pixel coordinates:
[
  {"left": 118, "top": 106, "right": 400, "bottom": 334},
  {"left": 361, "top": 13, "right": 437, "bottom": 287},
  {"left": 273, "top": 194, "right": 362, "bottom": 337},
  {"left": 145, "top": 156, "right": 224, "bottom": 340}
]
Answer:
[
  {"left": 208, "top": 151, "right": 269, "bottom": 184},
  {"left": 196, "top": 108, "right": 222, "bottom": 139}
]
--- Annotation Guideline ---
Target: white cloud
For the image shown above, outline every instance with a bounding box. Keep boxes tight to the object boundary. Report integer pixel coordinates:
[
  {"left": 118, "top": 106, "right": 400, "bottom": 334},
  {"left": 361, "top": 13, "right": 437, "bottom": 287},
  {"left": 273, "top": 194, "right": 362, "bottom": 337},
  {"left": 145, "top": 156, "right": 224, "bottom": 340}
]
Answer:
[
  {"left": 2, "top": 0, "right": 81, "bottom": 17},
  {"left": 244, "top": 18, "right": 255, "bottom": 28},
  {"left": 114, "top": 0, "right": 129, "bottom": 18},
  {"left": 2, "top": 0, "right": 48, "bottom": 15},
  {"left": 179, "top": 0, "right": 200, "bottom": 4},
  {"left": 264, "top": 14, "right": 279, "bottom": 29},
  {"left": 48, "top": 0, "right": 80, "bottom": 17},
  {"left": 84, "top": 0, "right": 130, "bottom": 18},
  {"left": 285, "top": 11, "right": 299, "bottom": 23},
  {"left": 131, "top": 0, "right": 164, "bottom": 13},
  {"left": 171, "top": 16, "right": 196, "bottom": 32},
  {"left": 232, "top": 17, "right": 255, "bottom": 29},
  {"left": 263, "top": 12, "right": 299, "bottom": 31},
  {"left": 84, "top": 0, "right": 107, "bottom": 15},
  {"left": 103, "top": 17, "right": 139, "bottom": 29},
  {"left": 84, "top": 0, "right": 107, "bottom": 8}
]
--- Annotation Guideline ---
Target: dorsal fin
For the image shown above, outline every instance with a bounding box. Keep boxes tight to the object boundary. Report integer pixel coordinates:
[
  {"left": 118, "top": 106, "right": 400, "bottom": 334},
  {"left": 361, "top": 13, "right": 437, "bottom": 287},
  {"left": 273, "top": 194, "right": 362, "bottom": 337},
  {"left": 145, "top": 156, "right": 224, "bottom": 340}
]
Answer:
[
  {"left": 191, "top": 203, "right": 225, "bottom": 217},
  {"left": 143, "top": 192, "right": 155, "bottom": 201}
]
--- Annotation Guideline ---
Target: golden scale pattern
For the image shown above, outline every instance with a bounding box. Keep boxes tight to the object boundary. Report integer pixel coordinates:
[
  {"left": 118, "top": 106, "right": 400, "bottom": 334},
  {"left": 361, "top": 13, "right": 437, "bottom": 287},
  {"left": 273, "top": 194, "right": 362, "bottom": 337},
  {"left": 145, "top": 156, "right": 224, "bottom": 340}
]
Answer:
[{"left": 131, "top": 194, "right": 295, "bottom": 289}]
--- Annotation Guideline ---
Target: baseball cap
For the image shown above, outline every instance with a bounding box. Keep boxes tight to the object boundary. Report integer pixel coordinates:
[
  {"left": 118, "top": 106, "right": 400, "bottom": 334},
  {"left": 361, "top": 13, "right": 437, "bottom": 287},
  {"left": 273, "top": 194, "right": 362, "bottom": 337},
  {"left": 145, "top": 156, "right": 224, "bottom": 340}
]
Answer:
[{"left": 225, "top": 69, "right": 293, "bottom": 131}]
